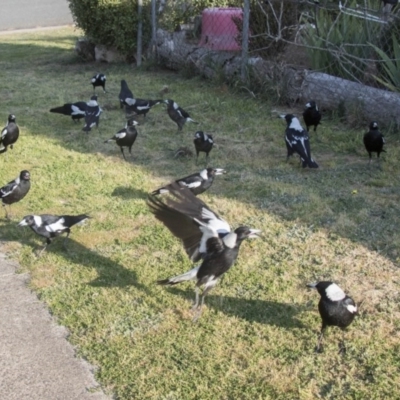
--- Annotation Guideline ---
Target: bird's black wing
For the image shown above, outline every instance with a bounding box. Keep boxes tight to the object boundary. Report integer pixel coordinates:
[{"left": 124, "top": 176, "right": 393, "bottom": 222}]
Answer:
[
  {"left": 286, "top": 128, "right": 318, "bottom": 168},
  {"left": 178, "top": 107, "right": 190, "bottom": 119},
  {"left": 0, "top": 179, "right": 18, "bottom": 198},
  {"left": 147, "top": 183, "right": 229, "bottom": 261}
]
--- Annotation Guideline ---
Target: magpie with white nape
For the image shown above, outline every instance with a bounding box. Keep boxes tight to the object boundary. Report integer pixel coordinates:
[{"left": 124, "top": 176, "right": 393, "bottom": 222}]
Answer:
[
  {"left": 18, "top": 214, "right": 90, "bottom": 255},
  {"left": 82, "top": 95, "right": 102, "bottom": 133},
  {"left": 125, "top": 98, "right": 163, "bottom": 118},
  {"left": 0, "top": 170, "right": 30, "bottom": 219},
  {"left": 0, "top": 114, "right": 20, "bottom": 154},
  {"left": 363, "top": 121, "right": 386, "bottom": 164},
  {"left": 91, "top": 73, "right": 106, "bottom": 93},
  {"left": 50, "top": 102, "right": 87, "bottom": 122},
  {"left": 147, "top": 184, "right": 261, "bottom": 321},
  {"left": 119, "top": 79, "right": 134, "bottom": 109},
  {"left": 194, "top": 131, "right": 214, "bottom": 164},
  {"left": 282, "top": 114, "right": 319, "bottom": 168},
  {"left": 307, "top": 281, "right": 358, "bottom": 353},
  {"left": 104, "top": 118, "right": 139, "bottom": 160},
  {"left": 302, "top": 100, "right": 321, "bottom": 133},
  {"left": 164, "top": 99, "right": 198, "bottom": 131},
  {"left": 152, "top": 167, "right": 226, "bottom": 196}
]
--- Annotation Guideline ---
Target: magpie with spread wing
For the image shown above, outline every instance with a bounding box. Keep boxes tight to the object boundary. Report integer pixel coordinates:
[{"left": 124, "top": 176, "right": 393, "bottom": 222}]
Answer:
[{"left": 147, "top": 184, "right": 260, "bottom": 320}]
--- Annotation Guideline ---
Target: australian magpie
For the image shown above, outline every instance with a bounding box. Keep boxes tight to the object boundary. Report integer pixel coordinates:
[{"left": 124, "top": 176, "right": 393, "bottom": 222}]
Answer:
[
  {"left": 0, "top": 114, "right": 20, "bottom": 154},
  {"left": 0, "top": 170, "right": 30, "bottom": 219},
  {"left": 194, "top": 131, "right": 214, "bottom": 163},
  {"left": 50, "top": 102, "right": 87, "bottom": 122},
  {"left": 82, "top": 95, "right": 102, "bottom": 132},
  {"left": 308, "top": 281, "right": 358, "bottom": 353},
  {"left": 18, "top": 213, "right": 90, "bottom": 255},
  {"left": 147, "top": 184, "right": 261, "bottom": 320},
  {"left": 302, "top": 100, "right": 321, "bottom": 133},
  {"left": 363, "top": 121, "right": 386, "bottom": 164},
  {"left": 91, "top": 73, "right": 106, "bottom": 93},
  {"left": 125, "top": 98, "right": 163, "bottom": 118},
  {"left": 152, "top": 167, "right": 226, "bottom": 196},
  {"left": 164, "top": 99, "right": 198, "bottom": 131},
  {"left": 282, "top": 114, "right": 319, "bottom": 168},
  {"left": 119, "top": 79, "right": 134, "bottom": 109},
  {"left": 104, "top": 118, "right": 139, "bottom": 160}
]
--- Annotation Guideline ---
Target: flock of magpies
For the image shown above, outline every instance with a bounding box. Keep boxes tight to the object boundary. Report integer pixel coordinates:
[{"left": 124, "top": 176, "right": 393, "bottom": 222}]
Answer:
[{"left": 0, "top": 72, "right": 387, "bottom": 352}]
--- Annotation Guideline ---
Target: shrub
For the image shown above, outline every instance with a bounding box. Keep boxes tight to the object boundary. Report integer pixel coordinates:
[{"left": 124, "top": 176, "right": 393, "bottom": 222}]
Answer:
[{"left": 68, "top": 0, "right": 152, "bottom": 59}]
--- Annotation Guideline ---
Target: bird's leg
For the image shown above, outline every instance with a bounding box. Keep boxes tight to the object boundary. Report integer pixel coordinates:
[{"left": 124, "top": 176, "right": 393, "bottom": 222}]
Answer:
[
  {"left": 192, "top": 287, "right": 200, "bottom": 311},
  {"left": 120, "top": 147, "right": 127, "bottom": 161},
  {"left": 38, "top": 239, "right": 51, "bottom": 257},
  {"left": 338, "top": 329, "right": 347, "bottom": 355},
  {"left": 4, "top": 204, "right": 11, "bottom": 219},
  {"left": 63, "top": 230, "right": 71, "bottom": 251},
  {"left": 315, "top": 325, "right": 326, "bottom": 353}
]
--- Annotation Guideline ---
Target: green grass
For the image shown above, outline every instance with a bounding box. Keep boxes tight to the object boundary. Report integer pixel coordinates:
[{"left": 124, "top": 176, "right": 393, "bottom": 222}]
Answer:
[{"left": 1, "top": 27, "right": 400, "bottom": 399}]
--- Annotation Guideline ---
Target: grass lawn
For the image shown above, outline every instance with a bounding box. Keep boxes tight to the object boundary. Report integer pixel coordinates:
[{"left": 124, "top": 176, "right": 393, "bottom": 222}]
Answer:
[{"left": 0, "top": 26, "right": 400, "bottom": 399}]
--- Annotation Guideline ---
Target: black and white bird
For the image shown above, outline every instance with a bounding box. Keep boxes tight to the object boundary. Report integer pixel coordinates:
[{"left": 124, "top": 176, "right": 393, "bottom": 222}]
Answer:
[
  {"left": 125, "top": 98, "right": 163, "bottom": 118},
  {"left": 0, "top": 170, "right": 31, "bottom": 219},
  {"left": 18, "top": 214, "right": 90, "bottom": 255},
  {"left": 104, "top": 118, "right": 139, "bottom": 160},
  {"left": 302, "top": 100, "right": 321, "bottom": 133},
  {"left": 82, "top": 95, "right": 102, "bottom": 132},
  {"left": 307, "top": 281, "right": 358, "bottom": 353},
  {"left": 152, "top": 167, "right": 226, "bottom": 196},
  {"left": 147, "top": 184, "right": 261, "bottom": 320},
  {"left": 164, "top": 99, "right": 198, "bottom": 131},
  {"left": 363, "top": 121, "right": 386, "bottom": 164},
  {"left": 91, "top": 73, "right": 106, "bottom": 93},
  {"left": 194, "top": 131, "right": 214, "bottom": 163},
  {"left": 282, "top": 114, "right": 319, "bottom": 168},
  {"left": 50, "top": 102, "right": 87, "bottom": 122},
  {"left": 0, "top": 114, "right": 20, "bottom": 154},
  {"left": 119, "top": 79, "right": 134, "bottom": 109}
]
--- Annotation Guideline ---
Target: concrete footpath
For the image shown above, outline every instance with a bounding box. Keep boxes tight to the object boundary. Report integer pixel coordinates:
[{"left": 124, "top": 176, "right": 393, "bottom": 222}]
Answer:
[{"left": 0, "top": 252, "right": 111, "bottom": 400}]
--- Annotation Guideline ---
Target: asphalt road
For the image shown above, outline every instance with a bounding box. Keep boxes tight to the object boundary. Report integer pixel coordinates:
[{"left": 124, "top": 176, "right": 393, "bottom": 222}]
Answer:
[{"left": 0, "top": 0, "right": 73, "bottom": 31}]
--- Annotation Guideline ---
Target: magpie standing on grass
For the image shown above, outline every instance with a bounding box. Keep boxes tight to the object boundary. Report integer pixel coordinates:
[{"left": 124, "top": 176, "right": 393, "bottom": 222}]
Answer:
[
  {"left": 18, "top": 214, "right": 90, "bottom": 255},
  {"left": 0, "top": 170, "right": 30, "bottom": 219},
  {"left": 302, "top": 100, "right": 321, "bottom": 133},
  {"left": 0, "top": 114, "right": 20, "bottom": 154},
  {"left": 104, "top": 118, "right": 139, "bottom": 160},
  {"left": 91, "top": 73, "right": 106, "bottom": 93},
  {"left": 82, "top": 95, "right": 102, "bottom": 132},
  {"left": 119, "top": 79, "right": 134, "bottom": 109},
  {"left": 147, "top": 184, "right": 261, "bottom": 321},
  {"left": 125, "top": 98, "right": 163, "bottom": 118},
  {"left": 363, "top": 121, "right": 386, "bottom": 164},
  {"left": 307, "top": 281, "right": 358, "bottom": 353},
  {"left": 194, "top": 131, "right": 214, "bottom": 163},
  {"left": 152, "top": 167, "right": 226, "bottom": 196},
  {"left": 282, "top": 114, "right": 319, "bottom": 168},
  {"left": 164, "top": 99, "right": 198, "bottom": 131},
  {"left": 50, "top": 102, "right": 87, "bottom": 122}
]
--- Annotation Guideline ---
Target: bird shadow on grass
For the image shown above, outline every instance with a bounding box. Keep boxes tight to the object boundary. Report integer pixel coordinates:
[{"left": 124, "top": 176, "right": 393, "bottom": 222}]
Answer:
[
  {"left": 164, "top": 286, "right": 306, "bottom": 328},
  {"left": 111, "top": 186, "right": 148, "bottom": 200},
  {"left": 1, "top": 219, "right": 150, "bottom": 293}
]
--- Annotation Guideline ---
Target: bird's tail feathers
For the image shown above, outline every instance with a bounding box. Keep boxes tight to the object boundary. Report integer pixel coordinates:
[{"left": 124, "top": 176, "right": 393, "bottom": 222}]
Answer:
[
  {"left": 157, "top": 266, "right": 199, "bottom": 286},
  {"left": 49, "top": 106, "right": 66, "bottom": 115}
]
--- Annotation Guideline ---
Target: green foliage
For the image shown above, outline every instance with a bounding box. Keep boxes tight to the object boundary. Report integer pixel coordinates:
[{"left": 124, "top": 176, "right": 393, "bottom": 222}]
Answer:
[
  {"left": 370, "top": 34, "right": 400, "bottom": 92},
  {"left": 68, "top": 0, "right": 152, "bottom": 58},
  {"left": 303, "top": 4, "right": 380, "bottom": 82}
]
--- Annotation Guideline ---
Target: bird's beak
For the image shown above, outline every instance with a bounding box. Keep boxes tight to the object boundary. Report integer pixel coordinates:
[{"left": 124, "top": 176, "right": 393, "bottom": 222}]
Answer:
[
  {"left": 18, "top": 219, "right": 28, "bottom": 227},
  {"left": 214, "top": 168, "right": 226, "bottom": 175},
  {"left": 248, "top": 229, "right": 262, "bottom": 238},
  {"left": 305, "top": 102, "right": 311, "bottom": 108},
  {"left": 307, "top": 282, "right": 318, "bottom": 289},
  {"left": 279, "top": 114, "right": 286, "bottom": 119}
]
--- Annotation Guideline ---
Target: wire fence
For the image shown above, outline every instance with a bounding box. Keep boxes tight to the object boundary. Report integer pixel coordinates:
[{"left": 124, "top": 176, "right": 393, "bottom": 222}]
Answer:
[{"left": 140, "top": 0, "right": 400, "bottom": 122}]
